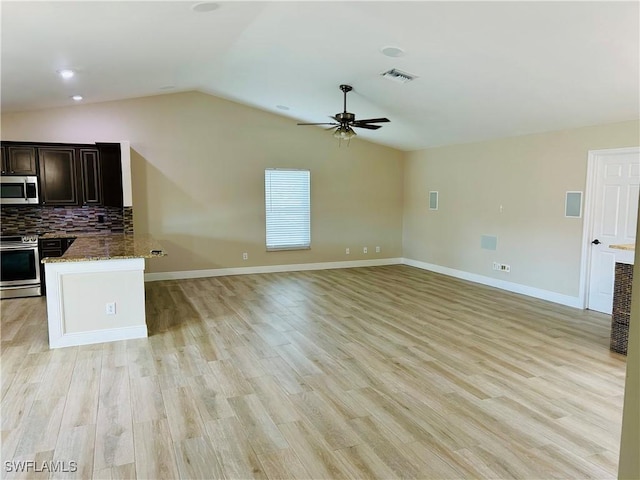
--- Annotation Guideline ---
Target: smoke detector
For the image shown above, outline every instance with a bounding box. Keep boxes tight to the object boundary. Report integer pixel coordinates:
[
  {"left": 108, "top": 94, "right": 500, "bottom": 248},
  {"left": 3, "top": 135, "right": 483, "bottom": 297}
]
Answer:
[{"left": 380, "top": 68, "right": 417, "bottom": 84}]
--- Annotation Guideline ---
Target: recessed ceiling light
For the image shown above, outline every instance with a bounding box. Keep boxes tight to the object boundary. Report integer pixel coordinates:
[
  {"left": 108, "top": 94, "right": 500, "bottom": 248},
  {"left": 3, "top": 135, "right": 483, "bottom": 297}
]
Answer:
[
  {"left": 192, "top": 2, "right": 219, "bottom": 13},
  {"left": 276, "top": 105, "right": 290, "bottom": 111},
  {"left": 71, "top": 95, "right": 83, "bottom": 101},
  {"left": 58, "top": 69, "right": 75, "bottom": 79},
  {"left": 380, "top": 46, "right": 405, "bottom": 58}
]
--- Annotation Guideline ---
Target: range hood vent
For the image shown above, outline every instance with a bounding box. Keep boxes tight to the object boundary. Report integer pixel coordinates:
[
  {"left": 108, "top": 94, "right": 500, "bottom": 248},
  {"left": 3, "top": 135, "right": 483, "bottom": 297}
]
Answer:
[{"left": 380, "top": 68, "right": 417, "bottom": 84}]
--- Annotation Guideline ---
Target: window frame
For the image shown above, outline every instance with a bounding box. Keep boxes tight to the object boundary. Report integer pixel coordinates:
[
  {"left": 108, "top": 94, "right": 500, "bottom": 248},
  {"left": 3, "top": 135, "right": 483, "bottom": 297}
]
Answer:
[{"left": 264, "top": 168, "right": 311, "bottom": 252}]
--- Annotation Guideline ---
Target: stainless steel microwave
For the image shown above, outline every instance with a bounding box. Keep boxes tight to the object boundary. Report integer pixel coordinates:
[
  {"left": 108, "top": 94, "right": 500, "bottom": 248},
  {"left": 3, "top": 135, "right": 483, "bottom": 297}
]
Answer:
[{"left": 0, "top": 176, "right": 39, "bottom": 205}]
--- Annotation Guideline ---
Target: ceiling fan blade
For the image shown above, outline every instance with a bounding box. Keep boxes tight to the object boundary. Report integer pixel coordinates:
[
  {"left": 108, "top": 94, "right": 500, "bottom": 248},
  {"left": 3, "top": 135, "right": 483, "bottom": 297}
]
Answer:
[
  {"left": 297, "top": 122, "right": 338, "bottom": 126},
  {"left": 353, "top": 117, "right": 390, "bottom": 124},
  {"left": 352, "top": 124, "right": 382, "bottom": 130}
]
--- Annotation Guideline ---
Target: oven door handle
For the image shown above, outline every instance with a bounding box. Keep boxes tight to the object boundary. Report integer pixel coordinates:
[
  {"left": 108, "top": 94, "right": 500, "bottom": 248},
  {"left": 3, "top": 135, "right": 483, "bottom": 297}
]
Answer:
[{"left": 0, "top": 245, "right": 39, "bottom": 251}]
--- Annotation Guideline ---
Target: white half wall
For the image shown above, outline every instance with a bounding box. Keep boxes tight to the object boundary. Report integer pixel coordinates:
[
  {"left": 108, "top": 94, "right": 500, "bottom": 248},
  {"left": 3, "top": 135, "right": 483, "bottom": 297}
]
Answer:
[{"left": 46, "top": 258, "right": 147, "bottom": 348}]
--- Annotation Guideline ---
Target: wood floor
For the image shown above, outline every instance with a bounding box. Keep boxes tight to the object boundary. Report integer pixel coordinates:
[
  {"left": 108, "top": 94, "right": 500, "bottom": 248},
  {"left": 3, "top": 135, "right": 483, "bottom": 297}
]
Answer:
[{"left": 0, "top": 265, "right": 627, "bottom": 479}]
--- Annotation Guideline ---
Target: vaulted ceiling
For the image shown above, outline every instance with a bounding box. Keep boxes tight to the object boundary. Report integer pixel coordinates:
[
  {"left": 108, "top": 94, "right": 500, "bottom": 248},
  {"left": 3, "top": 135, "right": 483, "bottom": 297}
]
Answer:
[{"left": 2, "top": 1, "right": 638, "bottom": 151}]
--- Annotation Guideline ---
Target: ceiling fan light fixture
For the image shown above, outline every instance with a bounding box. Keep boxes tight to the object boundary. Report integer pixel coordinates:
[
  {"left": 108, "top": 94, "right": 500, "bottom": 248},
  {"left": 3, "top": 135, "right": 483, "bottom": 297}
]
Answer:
[{"left": 333, "top": 125, "right": 356, "bottom": 140}]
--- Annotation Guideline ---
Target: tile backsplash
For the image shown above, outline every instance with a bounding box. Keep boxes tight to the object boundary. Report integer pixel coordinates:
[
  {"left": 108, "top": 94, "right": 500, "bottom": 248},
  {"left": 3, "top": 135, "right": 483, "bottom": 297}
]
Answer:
[
  {"left": 1, "top": 205, "right": 132, "bottom": 234},
  {"left": 123, "top": 206, "right": 134, "bottom": 234}
]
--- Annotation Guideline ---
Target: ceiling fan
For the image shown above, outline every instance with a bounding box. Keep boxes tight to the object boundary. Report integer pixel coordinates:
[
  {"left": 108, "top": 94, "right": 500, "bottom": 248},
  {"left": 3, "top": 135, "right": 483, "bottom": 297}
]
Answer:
[{"left": 297, "top": 84, "right": 390, "bottom": 141}]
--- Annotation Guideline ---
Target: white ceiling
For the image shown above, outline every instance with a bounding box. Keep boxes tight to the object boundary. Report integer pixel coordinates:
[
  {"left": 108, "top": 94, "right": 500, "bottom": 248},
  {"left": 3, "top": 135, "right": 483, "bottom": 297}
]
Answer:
[{"left": 2, "top": 1, "right": 639, "bottom": 151}]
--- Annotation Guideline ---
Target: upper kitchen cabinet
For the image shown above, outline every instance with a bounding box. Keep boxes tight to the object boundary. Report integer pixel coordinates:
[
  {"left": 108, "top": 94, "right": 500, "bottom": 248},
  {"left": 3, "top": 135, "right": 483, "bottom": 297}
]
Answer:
[
  {"left": 1, "top": 141, "right": 124, "bottom": 207},
  {"left": 38, "top": 147, "right": 79, "bottom": 205},
  {"left": 3, "top": 145, "right": 38, "bottom": 175},
  {"left": 79, "top": 148, "right": 102, "bottom": 205},
  {"left": 96, "top": 143, "right": 123, "bottom": 207}
]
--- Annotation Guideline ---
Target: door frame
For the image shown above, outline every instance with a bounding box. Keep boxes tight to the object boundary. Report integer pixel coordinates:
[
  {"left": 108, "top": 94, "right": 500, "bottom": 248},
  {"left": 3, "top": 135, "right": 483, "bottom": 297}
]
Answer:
[{"left": 579, "top": 146, "right": 640, "bottom": 309}]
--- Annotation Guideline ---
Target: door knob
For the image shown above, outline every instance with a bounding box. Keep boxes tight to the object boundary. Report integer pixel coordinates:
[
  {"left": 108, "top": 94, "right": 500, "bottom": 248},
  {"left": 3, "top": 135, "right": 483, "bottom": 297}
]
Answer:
[{"left": 592, "top": 239, "right": 601, "bottom": 245}]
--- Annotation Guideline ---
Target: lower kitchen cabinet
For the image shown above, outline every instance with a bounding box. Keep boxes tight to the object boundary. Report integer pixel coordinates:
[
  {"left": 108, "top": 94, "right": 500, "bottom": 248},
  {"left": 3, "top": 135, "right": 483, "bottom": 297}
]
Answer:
[{"left": 39, "top": 237, "right": 75, "bottom": 295}]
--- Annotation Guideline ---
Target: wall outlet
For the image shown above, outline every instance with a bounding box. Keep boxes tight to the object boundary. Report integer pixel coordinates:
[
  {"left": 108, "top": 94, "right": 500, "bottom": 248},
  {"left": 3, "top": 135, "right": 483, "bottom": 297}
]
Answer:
[
  {"left": 242, "top": 252, "right": 248, "bottom": 260},
  {"left": 375, "top": 246, "right": 380, "bottom": 253},
  {"left": 363, "top": 247, "right": 368, "bottom": 254},
  {"left": 105, "top": 302, "right": 116, "bottom": 315},
  {"left": 493, "top": 262, "right": 511, "bottom": 272},
  {"left": 345, "top": 248, "right": 350, "bottom": 255}
]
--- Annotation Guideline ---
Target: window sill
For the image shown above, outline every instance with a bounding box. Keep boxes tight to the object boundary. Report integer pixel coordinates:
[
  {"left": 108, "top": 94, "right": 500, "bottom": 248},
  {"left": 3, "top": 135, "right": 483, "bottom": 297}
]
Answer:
[{"left": 266, "top": 246, "right": 311, "bottom": 252}]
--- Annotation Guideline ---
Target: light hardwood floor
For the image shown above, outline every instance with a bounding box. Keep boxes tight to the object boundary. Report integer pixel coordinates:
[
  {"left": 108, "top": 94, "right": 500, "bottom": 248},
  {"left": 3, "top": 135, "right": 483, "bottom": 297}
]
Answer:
[{"left": 0, "top": 265, "right": 627, "bottom": 479}]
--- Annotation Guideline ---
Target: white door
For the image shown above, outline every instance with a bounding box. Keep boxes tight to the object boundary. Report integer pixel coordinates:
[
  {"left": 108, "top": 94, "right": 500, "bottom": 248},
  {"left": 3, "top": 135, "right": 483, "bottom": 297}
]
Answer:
[{"left": 587, "top": 148, "right": 639, "bottom": 314}]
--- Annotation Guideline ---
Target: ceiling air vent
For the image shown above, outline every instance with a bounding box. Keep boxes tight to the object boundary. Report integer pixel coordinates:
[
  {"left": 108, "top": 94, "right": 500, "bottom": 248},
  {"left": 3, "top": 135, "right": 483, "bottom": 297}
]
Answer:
[{"left": 380, "top": 68, "right": 417, "bottom": 84}]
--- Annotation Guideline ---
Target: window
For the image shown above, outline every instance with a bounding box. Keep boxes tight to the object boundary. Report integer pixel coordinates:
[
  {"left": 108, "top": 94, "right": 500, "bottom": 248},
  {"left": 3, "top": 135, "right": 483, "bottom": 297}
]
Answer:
[{"left": 265, "top": 169, "right": 310, "bottom": 251}]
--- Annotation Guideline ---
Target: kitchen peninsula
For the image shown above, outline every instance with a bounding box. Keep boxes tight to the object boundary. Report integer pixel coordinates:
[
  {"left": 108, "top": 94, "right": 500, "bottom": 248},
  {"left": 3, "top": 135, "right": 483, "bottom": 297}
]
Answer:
[{"left": 42, "top": 233, "right": 166, "bottom": 348}]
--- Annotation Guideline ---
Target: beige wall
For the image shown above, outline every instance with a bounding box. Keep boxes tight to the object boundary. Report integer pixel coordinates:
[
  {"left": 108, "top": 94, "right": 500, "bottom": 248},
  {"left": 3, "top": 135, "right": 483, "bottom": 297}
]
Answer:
[
  {"left": 1, "top": 91, "right": 404, "bottom": 273},
  {"left": 403, "top": 121, "right": 640, "bottom": 297}
]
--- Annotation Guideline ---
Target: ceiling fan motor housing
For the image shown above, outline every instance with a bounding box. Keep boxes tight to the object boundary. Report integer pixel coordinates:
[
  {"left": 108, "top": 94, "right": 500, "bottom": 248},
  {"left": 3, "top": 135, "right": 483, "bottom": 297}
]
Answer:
[{"left": 335, "top": 112, "right": 355, "bottom": 123}]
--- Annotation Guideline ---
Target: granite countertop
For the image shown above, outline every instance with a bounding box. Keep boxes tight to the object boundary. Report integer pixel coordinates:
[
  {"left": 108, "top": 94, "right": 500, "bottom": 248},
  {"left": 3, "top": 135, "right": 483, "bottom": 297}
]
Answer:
[
  {"left": 41, "top": 231, "right": 117, "bottom": 239},
  {"left": 610, "top": 244, "right": 635, "bottom": 251},
  {"left": 41, "top": 233, "right": 167, "bottom": 263}
]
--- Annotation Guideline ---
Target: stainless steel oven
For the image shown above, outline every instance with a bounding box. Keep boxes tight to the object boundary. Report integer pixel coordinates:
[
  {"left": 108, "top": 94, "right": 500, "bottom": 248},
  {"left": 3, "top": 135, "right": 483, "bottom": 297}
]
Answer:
[
  {"left": 0, "top": 176, "right": 39, "bottom": 205},
  {"left": 0, "top": 235, "right": 41, "bottom": 298}
]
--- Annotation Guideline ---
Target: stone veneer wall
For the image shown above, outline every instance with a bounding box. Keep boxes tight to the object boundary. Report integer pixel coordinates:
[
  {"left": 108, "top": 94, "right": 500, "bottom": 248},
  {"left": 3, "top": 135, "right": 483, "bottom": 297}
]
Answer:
[
  {"left": 611, "top": 262, "right": 634, "bottom": 355},
  {"left": 1, "top": 205, "right": 128, "bottom": 234}
]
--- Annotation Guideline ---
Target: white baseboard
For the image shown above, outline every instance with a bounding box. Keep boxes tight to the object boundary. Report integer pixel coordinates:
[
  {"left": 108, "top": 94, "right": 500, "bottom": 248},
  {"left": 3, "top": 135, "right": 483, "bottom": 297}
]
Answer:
[
  {"left": 49, "top": 324, "right": 148, "bottom": 349},
  {"left": 143, "top": 256, "right": 582, "bottom": 310},
  {"left": 144, "top": 258, "right": 404, "bottom": 282},
  {"left": 402, "top": 258, "right": 583, "bottom": 309}
]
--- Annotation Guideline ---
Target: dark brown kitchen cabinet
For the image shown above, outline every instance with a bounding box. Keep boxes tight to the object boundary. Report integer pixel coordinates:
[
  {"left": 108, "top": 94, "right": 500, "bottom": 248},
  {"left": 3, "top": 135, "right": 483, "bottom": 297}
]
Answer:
[
  {"left": 39, "top": 237, "right": 75, "bottom": 295},
  {"left": 80, "top": 148, "right": 102, "bottom": 205},
  {"left": 96, "top": 143, "right": 123, "bottom": 207},
  {"left": 38, "top": 147, "right": 79, "bottom": 205},
  {"left": 2, "top": 141, "right": 124, "bottom": 206},
  {"left": 3, "top": 146, "right": 37, "bottom": 175}
]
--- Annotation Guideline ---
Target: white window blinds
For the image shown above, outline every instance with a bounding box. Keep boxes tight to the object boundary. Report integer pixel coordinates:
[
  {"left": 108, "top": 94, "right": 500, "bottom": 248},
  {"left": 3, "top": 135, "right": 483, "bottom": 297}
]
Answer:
[{"left": 265, "top": 169, "right": 311, "bottom": 251}]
